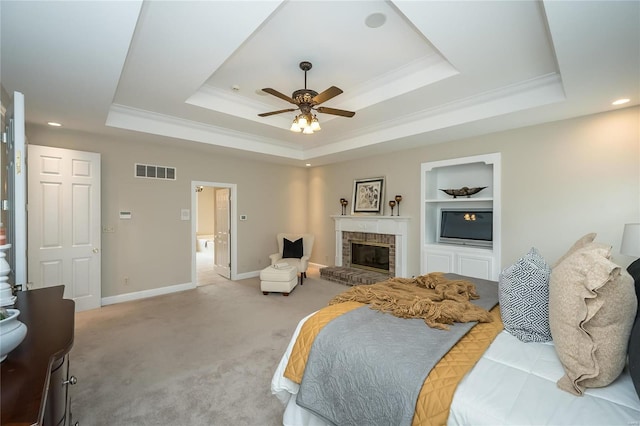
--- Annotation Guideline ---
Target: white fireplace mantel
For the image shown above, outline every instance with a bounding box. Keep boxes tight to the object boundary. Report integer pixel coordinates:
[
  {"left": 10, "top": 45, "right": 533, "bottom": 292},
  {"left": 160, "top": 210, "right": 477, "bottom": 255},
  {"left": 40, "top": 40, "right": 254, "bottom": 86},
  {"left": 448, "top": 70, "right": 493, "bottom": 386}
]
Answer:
[{"left": 331, "top": 215, "right": 410, "bottom": 277}]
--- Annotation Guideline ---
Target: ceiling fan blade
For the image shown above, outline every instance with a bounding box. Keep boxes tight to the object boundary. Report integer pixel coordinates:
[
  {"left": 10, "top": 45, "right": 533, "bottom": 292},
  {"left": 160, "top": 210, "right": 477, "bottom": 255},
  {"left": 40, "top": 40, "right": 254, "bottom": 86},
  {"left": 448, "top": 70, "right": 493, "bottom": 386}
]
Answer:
[
  {"left": 258, "top": 108, "right": 297, "bottom": 117},
  {"left": 316, "top": 106, "right": 355, "bottom": 118},
  {"left": 312, "top": 86, "right": 343, "bottom": 105},
  {"left": 262, "top": 88, "right": 296, "bottom": 104}
]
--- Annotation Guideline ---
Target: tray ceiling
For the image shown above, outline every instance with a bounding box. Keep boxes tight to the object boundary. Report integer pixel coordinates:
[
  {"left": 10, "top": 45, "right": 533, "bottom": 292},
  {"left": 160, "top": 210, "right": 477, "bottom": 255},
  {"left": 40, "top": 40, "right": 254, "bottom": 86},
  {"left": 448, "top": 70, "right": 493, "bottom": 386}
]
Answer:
[{"left": 1, "top": 1, "right": 638, "bottom": 165}]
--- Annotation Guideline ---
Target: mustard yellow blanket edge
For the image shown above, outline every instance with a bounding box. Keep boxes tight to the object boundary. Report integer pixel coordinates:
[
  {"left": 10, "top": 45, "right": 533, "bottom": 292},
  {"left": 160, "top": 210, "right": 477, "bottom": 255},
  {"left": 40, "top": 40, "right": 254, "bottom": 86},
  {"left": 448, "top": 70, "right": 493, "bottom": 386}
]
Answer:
[
  {"left": 412, "top": 305, "right": 503, "bottom": 426},
  {"left": 283, "top": 303, "right": 503, "bottom": 426},
  {"left": 283, "top": 301, "right": 364, "bottom": 383}
]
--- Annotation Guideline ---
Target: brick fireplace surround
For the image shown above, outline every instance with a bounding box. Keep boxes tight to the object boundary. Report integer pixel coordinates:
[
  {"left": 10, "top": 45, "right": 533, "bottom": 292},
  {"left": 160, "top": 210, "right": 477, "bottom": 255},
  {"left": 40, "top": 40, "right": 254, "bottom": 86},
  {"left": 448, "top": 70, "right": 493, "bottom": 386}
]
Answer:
[
  {"left": 320, "top": 215, "right": 409, "bottom": 286},
  {"left": 342, "top": 232, "right": 395, "bottom": 274}
]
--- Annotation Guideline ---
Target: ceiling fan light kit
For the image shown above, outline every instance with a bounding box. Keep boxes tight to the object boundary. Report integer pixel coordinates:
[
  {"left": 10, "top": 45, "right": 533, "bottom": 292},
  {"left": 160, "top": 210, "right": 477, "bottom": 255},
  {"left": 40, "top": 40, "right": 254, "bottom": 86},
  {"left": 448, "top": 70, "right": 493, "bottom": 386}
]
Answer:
[{"left": 259, "top": 61, "right": 355, "bottom": 134}]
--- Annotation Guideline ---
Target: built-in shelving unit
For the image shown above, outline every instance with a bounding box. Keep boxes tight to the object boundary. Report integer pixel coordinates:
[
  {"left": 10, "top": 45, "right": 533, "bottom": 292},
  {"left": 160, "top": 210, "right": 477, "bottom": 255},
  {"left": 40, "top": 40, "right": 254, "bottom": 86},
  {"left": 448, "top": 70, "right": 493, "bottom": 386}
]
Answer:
[{"left": 420, "top": 153, "right": 501, "bottom": 280}]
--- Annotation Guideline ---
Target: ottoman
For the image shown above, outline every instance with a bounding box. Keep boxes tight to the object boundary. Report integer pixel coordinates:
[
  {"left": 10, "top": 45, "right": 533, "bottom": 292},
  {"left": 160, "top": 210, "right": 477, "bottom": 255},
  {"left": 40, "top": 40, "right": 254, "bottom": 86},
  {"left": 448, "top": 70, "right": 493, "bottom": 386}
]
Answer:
[{"left": 260, "top": 265, "right": 298, "bottom": 296}]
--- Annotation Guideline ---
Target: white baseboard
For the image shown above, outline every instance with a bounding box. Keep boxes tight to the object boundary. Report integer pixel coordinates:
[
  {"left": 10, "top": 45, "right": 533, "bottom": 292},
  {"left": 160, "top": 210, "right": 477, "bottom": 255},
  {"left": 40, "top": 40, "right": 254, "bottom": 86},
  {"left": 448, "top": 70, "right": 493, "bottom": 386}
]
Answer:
[
  {"left": 99, "top": 263, "right": 329, "bottom": 306},
  {"left": 234, "top": 270, "right": 261, "bottom": 280},
  {"left": 101, "top": 282, "right": 196, "bottom": 306}
]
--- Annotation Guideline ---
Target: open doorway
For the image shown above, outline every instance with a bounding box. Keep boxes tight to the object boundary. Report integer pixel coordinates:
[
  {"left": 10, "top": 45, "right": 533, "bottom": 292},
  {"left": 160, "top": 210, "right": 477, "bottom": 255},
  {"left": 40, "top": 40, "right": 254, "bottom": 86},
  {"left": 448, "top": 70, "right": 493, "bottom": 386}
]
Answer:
[{"left": 192, "top": 181, "right": 237, "bottom": 286}]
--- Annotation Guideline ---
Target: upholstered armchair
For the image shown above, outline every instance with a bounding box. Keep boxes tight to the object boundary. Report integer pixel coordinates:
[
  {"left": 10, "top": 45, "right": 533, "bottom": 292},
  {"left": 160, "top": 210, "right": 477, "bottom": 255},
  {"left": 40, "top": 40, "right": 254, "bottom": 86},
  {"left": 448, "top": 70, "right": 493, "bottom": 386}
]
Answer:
[{"left": 269, "top": 233, "right": 314, "bottom": 284}]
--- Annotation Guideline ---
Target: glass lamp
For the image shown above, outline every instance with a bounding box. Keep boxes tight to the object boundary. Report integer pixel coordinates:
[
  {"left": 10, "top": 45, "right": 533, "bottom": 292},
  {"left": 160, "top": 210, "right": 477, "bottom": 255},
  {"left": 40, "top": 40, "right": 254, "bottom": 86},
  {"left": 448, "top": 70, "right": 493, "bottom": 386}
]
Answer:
[
  {"left": 311, "top": 115, "right": 321, "bottom": 131},
  {"left": 290, "top": 119, "right": 301, "bottom": 132}
]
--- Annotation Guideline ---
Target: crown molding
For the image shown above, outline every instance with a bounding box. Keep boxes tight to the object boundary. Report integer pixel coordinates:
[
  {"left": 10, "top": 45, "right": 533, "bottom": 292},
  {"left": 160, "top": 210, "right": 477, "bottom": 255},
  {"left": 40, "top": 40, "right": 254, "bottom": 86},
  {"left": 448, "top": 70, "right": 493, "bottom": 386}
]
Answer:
[
  {"left": 106, "top": 104, "right": 304, "bottom": 159},
  {"left": 106, "top": 72, "right": 563, "bottom": 161}
]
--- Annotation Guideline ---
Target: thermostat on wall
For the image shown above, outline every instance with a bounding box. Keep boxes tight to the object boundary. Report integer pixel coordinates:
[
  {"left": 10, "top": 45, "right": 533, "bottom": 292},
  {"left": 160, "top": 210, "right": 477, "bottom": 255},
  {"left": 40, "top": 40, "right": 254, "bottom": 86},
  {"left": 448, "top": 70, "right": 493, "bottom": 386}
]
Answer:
[{"left": 119, "top": 211, "right": 132, "bottom": 219}]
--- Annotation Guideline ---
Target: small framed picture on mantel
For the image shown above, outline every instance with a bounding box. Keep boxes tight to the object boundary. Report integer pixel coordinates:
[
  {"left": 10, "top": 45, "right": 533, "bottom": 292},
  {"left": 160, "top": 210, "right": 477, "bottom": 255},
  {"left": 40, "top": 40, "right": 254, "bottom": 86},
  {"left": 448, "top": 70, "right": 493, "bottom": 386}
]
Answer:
[{"left": 352, "top": 176, "right": 385, "bottom": 215}]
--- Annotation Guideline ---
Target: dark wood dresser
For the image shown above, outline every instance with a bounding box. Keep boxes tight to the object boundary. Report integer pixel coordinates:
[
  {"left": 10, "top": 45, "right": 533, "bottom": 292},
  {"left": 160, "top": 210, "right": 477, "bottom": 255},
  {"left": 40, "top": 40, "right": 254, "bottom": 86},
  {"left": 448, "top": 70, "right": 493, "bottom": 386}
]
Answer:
[{"left": 1, "top": 286, "right": 76, "bottom": 426}]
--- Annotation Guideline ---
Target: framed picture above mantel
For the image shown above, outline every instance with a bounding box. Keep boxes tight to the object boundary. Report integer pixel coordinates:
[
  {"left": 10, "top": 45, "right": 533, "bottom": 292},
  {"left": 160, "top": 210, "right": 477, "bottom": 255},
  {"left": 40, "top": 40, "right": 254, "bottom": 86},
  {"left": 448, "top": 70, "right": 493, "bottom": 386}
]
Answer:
[{"left": 352, "top": 176, "right": 385, "bottom": 215}]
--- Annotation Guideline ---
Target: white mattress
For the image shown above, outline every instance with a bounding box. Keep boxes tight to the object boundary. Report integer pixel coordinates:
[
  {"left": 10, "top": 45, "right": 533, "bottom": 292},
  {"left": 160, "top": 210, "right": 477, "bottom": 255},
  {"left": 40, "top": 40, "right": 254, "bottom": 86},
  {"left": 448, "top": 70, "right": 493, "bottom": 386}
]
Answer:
[
  {"left": 271, "top": 315, "right": 640, "bottom": 426},
  {"left": 448, "top": 331, "right": 640, "bottom": 425}
]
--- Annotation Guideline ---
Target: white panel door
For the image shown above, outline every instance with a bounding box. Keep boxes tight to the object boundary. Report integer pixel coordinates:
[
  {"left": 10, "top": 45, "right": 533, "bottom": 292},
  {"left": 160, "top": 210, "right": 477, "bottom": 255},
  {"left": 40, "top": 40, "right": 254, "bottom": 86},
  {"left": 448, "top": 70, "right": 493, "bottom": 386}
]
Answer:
[
  {"left": 4, "top": 91, "right": 27, "bottom": 289},
  {"left": 214, "top": 188, "right": 230, "bottom": 279},
  {"left": 27, "top": 145, "right": 101, "bottom": 311}
]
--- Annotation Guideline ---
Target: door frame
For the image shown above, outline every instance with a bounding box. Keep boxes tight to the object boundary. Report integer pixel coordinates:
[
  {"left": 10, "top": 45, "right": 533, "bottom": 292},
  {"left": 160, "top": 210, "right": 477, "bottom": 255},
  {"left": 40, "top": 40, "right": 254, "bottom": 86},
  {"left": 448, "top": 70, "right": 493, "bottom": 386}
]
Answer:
[
  {"left": 191, "top": 180, "right": 237, "bottom": 283},
  {"left": 4, "top": 91, "right": 27, "bottom": 290}
]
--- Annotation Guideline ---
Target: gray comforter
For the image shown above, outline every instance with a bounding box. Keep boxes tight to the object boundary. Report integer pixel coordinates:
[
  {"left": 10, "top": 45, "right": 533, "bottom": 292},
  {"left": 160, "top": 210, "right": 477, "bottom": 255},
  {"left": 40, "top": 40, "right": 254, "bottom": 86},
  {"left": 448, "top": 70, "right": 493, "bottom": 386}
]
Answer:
[{"left": 295, "top": 274, "right": 498, "bottom": 426}]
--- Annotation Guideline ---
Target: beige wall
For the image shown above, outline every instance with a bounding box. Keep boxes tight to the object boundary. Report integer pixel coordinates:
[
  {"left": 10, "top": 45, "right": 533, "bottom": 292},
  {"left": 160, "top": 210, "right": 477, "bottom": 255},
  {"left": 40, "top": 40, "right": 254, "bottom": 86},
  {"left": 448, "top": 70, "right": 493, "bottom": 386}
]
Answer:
[
  {"left": 196, "top": 187, "right": 215, "bottom": 236},
  {"left": 25, "top": 126, "right": 308, "bottom": 297},
  {"left": 24, "top": 106, "right": 639, "bottom": 299},
  {"left": 309, "top": 106, "right": 640, "bottom": 275}
]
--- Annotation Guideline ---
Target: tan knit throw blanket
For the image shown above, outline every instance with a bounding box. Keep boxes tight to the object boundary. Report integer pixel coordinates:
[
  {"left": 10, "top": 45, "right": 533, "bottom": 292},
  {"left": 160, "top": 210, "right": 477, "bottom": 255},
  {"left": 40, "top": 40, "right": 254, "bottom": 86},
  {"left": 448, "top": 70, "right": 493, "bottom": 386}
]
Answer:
[{"left": 328, "top": 273, "right": 493, "bottom": 330}]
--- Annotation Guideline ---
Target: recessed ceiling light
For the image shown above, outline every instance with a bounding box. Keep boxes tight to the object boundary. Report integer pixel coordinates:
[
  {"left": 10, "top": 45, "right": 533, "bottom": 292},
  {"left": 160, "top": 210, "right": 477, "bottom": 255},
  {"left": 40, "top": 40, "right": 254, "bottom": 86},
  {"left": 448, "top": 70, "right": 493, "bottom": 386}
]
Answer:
[
  {"left": 47, "top": 122, "right": 62, "bottom": 127},
  {"left": 612, "top": 98, "right": 630, "bottom": 106},
  {"left": 365, "top": 12, "right": 386, "bottom": 28},
  {"left": 305, "top": 163, "right": 311, "bottom": 167}
]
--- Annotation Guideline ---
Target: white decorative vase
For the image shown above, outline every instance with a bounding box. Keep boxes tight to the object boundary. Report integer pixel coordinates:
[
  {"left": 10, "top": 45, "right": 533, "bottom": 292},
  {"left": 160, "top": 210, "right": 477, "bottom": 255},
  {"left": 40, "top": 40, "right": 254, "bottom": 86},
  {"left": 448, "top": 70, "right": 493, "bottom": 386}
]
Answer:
[
  {"left": 0, "top": 244, "right": 15, "bottom": 306},
  {"left": 0, "top": 309, "right": 27, "bottom": 362}
]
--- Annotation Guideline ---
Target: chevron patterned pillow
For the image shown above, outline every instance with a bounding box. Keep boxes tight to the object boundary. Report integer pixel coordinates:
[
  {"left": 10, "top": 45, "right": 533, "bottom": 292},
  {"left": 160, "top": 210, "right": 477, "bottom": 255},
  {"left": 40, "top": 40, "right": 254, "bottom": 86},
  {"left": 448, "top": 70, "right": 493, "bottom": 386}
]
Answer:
[{"left": 499, "top": 247, "right": 552, "bottom": 343}]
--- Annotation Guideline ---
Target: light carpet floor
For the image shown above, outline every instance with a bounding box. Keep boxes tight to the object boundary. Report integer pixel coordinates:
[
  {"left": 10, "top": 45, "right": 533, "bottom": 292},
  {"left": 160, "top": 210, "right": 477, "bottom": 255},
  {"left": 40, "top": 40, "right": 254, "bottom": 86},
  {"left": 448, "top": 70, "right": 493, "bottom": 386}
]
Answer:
[
  {"left": 70, "top": 266, "right": 347, "bottom": 426},
  {"left": 196, "top": 250, "right": 231, "bottom": 287}
]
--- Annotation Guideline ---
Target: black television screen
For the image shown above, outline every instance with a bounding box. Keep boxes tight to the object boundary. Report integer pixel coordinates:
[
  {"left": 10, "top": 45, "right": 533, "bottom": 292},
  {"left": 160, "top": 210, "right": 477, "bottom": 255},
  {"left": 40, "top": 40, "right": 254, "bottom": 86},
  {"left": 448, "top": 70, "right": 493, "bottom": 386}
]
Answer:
[{"left": 439, "top": 209, "right": 493, "bottom": 246}]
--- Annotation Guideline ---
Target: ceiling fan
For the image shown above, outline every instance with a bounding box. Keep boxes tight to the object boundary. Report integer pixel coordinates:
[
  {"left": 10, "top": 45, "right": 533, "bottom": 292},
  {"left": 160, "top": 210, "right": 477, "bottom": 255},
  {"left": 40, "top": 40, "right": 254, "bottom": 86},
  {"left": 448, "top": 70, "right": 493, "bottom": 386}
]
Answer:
[{"left": 258, "top": 61, "right": 355, "bottom": 134}]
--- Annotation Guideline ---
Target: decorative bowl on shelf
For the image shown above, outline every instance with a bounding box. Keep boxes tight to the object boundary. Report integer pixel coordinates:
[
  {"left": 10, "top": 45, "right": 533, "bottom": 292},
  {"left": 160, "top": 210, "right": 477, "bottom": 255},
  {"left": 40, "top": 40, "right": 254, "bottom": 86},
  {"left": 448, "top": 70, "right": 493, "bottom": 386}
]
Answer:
[
  {"left": 439, "top": 186, "right": 487, "bottom": 198},
  {"left": 0, "top": 308, "right": 27, "bottom": 362}
]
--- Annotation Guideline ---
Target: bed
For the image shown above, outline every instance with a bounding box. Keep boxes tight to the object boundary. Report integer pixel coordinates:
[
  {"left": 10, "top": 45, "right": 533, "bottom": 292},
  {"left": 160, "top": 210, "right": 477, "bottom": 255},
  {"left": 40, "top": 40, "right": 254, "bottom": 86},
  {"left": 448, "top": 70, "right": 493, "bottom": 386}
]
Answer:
[
  {"left": 272, "top": 320, "right": 640, "bottom": 425},
  {"left": 270, "top": 246, "right": 640, "bottom": 426}
]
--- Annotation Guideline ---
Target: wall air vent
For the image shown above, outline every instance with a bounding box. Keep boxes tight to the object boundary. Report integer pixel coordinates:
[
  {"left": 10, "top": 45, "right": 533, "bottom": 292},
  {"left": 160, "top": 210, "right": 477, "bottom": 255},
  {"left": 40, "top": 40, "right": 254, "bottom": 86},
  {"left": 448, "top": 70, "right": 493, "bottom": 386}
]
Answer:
[{"left": 134, "top": 163, "right": 176, "bottom": 180}]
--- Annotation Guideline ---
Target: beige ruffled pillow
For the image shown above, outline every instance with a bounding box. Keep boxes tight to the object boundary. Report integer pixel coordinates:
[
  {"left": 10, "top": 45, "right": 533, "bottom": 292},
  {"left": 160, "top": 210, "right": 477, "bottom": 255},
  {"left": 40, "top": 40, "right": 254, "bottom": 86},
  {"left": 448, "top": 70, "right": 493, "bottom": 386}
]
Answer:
[
  {"left": 552, "top": 232, "right": 596, "bottom": 268},
  {"left": 549, "top": 242, "right": 637, "bottom": 395}
]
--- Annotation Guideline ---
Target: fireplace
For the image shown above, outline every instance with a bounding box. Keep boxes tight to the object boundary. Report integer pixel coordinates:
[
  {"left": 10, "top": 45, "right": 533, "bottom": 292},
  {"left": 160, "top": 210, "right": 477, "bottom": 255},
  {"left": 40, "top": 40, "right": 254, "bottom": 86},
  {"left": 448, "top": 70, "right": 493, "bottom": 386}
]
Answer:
[
  {"left": 351, "top": 241, "right": 390, "bottom": 274},
  {"left": 329, "top": 215, "right": 409, "bottom": 280},
  {"left": 342, "top": 231, "right": 395, "bottom": 276}
]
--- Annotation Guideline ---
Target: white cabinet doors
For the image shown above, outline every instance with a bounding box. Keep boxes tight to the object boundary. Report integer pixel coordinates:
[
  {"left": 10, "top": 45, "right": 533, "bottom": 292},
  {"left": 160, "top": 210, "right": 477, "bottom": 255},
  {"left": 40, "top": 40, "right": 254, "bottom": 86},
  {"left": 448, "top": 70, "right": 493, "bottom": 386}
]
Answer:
[
  {"left": 456, "top": 252, "right": 494, "bottom": 280},
  {"left": 423, "top": 244, "right": 494, "bottom": 280}
]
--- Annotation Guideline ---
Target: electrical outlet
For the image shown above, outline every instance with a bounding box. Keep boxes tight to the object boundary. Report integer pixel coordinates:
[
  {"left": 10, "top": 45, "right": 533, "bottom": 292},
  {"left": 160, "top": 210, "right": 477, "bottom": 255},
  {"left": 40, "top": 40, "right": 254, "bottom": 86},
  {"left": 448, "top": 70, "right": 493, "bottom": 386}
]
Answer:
[
  {"left": 102, "top": 226, "right": 115, "bottom": 233},
  {"left": 124, "top": 277, "right": 129, "bottom": 286}
]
